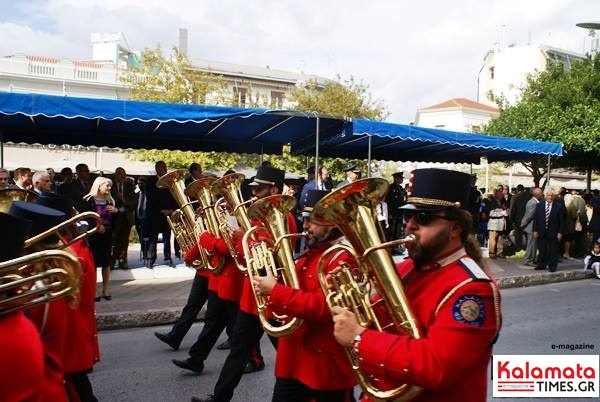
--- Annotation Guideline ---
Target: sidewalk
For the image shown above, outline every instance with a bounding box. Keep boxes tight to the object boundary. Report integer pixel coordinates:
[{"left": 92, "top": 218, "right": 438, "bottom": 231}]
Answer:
[{"left": 95, "top": 244, "right": 596, "bottom": 331}]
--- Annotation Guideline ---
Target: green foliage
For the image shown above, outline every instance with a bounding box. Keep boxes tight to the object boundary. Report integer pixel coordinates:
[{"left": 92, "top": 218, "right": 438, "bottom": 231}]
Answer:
[{"left": 484, "top": 53, "right": 600, "bottom": 187}]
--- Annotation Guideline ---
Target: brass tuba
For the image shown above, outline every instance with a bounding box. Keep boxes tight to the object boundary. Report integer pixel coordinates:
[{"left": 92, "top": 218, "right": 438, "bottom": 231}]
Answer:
[
  {"left": 0, "top": 249, "right": 81, "bottom": 316},
  {"left": 211, "top": 173, "right": 253, "bottom": 271},
  {"left": 23, "top": 211, "right": 101, "bottom": 252},
  {"left": 185, "top": 178, "right": 226, "bottom": 274},
  {"left": 242, "top": 194, "right": 306, "bottom": 337},
  {"left": 312, "top": 178, "right": 422, "bottom": 402},
  {"left": 0, "top": 188, "right": 38, "bottom": 213},
  {"left": 157, "top": 170, "right": 207, "bottom": 269}
]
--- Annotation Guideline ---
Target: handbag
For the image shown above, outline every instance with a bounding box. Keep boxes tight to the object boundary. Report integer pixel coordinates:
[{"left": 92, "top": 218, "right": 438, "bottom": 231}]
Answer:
[{"left": 575, "top": 214, "right": 583, "bottom": 232}]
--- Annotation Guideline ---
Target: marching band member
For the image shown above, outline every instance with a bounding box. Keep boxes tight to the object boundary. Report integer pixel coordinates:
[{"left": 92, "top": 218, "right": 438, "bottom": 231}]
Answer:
[
  {"left": 191, "top": 165, "right": 297, "bottom": 402},
  {"left": 0, "top": 212, "right": 45, "bottom": 402},
  {"left": 330, "top": 169, "right": 502, "bottom": 402},
  {"left": 9, "top": 201, "right": 74, "bottom": 402},
  {"left": 253, "top": 190, "right": 357, "bottom": 402},
  {"left": 171, "top": 194, "right": 244, "bottom": 373}
]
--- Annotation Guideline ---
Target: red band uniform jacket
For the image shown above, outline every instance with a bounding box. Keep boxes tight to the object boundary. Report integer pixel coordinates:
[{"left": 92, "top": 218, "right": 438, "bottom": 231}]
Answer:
[
  {"left": 267, "top": 241, "right": 357, "bottom": 391},
  {"left": 199, "top": 231, "right": 244, "bottom": 302},
  {"left": 357, "top": 248, "right": 502, "bottom": 402}
]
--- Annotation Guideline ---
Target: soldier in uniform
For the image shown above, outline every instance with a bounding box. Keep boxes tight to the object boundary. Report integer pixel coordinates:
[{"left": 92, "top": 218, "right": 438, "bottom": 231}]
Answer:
[
  {"left": 0, "top": 212, "right": 45, "bottom": 402},
  {"left": 385, "top": 172, "right": 407, "bottom": 252},
  {"left": 253, "top": 189, "right": 356, "bottom": 402},
  {"left": 191, "top": 165, "right": 297, "bottom": 402},
  {"left": 336, "top": 165, "right": 361, "bottom": 189},
  {"left": 330, "top": 168, "right": 502, "bottom": 402}
]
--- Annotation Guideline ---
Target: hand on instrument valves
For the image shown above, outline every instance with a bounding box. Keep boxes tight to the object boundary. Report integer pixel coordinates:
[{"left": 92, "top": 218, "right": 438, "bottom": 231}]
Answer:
[
  {"left": 252, "top": 269, "right": 277, "bottom": 296},
  {"left": 331, "top": 306, "right": 366, "bottom": 348}
]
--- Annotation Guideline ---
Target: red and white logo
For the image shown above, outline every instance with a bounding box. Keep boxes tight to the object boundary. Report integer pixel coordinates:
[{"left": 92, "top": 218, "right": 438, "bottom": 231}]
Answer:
[{"left": 492, "top": 355, "right": 599, "bottom": 398}]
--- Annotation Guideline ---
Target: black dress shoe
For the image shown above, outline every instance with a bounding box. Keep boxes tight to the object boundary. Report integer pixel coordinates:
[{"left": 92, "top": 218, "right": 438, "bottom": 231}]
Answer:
[
  {"left": 165, "top": 259, "right": 176, "bottom": 268},
  {"left": 172, "top": 358, "right": 204, "bottom": 374},
  {"left": 534, "top": 266, "right": 546, "bottom": 270},
  {"left": 216, "top": 339, "right": 231, "bottom": 350},
  {"left": 243, "top": 360, "right": 265, "bottom": 374},
  {"left": 154, "top": 332, "right": 179, "bottom": 350},
  {"left": 191, "top": 395, "right": 215, "bottom": 402}
]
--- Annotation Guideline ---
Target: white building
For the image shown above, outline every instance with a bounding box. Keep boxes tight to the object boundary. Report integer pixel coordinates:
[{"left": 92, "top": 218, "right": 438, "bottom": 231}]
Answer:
[
  {"left": 414, "top": 98, "right": 499, "bottom": 132},
  {"left": 477, "top": 43, "right": 584, "bottom": 107}
]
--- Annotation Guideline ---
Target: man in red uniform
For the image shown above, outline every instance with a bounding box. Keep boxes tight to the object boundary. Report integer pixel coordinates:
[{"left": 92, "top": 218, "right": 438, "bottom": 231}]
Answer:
[
  {"left": 191, "top": 165, "right": 297, "bottom": 402},
  {"left": 253, "top": 189, "right": 357, "bottom": 402},
  {"left": 171, "top": 195, "right": 244, "bottom": 373},
  {"left": 0, "top": 212, "right": 45, "bottom": 402},
  {"left": 330, "top": 168, "right": 502, "bottom": 402}
]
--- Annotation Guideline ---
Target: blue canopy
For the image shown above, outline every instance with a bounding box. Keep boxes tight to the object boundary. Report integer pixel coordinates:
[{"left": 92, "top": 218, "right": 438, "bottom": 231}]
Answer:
[
  {"left": 292, "top": 119, "right": 563, "bottom": 163},
  {"left": 0, "top": 92, "right": 344, "bottom": 155},
  {"left": 0, "top": 92, "right": 562, "bottom": 163}
]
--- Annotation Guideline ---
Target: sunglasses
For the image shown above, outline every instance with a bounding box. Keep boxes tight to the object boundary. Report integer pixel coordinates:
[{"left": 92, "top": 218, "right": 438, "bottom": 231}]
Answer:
[{"left": 403, "top": 211, "right": 454, "bottom": 226}]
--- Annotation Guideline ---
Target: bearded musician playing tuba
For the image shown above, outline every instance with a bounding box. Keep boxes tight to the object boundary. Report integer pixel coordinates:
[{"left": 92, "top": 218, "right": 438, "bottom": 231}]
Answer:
[{"left": 331, "top": 169, "right": 502, "bottom": 402}]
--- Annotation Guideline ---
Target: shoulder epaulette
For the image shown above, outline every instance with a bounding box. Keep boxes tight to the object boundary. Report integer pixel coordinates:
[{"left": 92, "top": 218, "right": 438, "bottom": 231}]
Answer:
[{"left": 458, "top": 257, "right": 491, "bottom": 281}]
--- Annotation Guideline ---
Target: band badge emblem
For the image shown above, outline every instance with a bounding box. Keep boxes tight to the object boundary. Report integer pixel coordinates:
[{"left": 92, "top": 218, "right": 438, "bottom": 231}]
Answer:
[{"left": 452, "top": 294, "right": 485, "bottom": 326}]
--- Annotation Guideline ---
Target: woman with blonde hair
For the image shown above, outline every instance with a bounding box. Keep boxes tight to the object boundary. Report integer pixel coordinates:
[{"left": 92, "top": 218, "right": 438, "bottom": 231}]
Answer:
[{"left": 83, "top": 176, "right": 118, "bottom": 301}]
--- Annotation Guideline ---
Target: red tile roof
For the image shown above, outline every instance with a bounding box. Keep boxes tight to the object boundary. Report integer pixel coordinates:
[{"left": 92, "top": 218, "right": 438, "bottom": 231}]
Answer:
[{"left": 420, "top": 98, "right": 499, "bottom": 113}]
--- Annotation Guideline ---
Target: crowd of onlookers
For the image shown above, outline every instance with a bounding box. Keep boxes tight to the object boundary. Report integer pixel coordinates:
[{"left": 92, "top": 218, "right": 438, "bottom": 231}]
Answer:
[{"left": 472, "top": 182, "right": 600, "bottom": 274}]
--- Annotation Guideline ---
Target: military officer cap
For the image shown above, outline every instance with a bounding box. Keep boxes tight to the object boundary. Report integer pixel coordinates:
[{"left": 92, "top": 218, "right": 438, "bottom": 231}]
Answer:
[
  {"left": 8, "top": 201, "right": 66, "bottom": 237},
  {"left": 0, "top": 212, "right": 32, "bottom": 262},
  {"left": 343, "top": 164, "right": 360, "bottom": 173},
  {"left": 401, "top": 168, "right": 471, "bottom": 212},
  {"left": 392, "top": 171, "right": 404, "bottom": 177},
  {"left": 302, "top": 190, "right": 330, "bottom": 217},
  {"left": 248, "top": 166, "right": 285, "bottom": 191}
]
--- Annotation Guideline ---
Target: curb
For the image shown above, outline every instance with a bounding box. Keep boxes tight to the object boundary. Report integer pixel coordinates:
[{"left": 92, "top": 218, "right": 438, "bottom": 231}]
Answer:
[{"left": 96, "top": 272, "right": 596, "bottom": 331}]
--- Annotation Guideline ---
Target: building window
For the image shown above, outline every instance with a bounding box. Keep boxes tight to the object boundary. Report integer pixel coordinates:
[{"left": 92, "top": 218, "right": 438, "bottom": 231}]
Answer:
[
  {"left": 489, "top": 66, "right": 495, "bottom": 79},
  {"left": 234, "top": 87, "right": 248, "bottom": 107},
  {"left": 271, "top": 91, "right": 285, "bottom": 108},
  {"left": 435, "top": 124, "right": 445, "bottom": 128},
  {"left": 471, "top": 125, "right": 481, "bottom": 133}
]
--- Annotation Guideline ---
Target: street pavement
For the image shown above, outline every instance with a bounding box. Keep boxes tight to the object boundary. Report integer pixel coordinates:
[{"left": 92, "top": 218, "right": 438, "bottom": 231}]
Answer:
[{"left": 95, "top": 243, "right": 596, "bottom": 330}]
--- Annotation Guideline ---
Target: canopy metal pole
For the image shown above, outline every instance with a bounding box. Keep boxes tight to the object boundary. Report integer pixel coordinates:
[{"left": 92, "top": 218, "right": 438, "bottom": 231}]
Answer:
[
  {"left": 367, "top": 135, "right": 372, "bottom": 177},
  {"left": 0, "top": 130, "right": 3, "bottom": 168},
  {"left": 546, "top": 155, "right": 551, "bottom": 188},
  {"left": 314, "top": 115, "right": 320, "bottom": 182}
]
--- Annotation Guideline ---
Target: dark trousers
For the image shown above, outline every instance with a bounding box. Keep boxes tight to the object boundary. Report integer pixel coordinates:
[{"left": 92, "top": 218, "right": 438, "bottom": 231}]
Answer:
[
  {"left": 65, "top": 370, "right": 98, "bottom": 402},
  {"left": 167, "top": 275, "right": 209, "bottom": 346},
  {"left": 389, "top": 215, "right": 403, "bottom": 241},
  {"left": 272, "top": 378, "right": 355, "bottom": 402},
  {"left": 213, "top": 310, "right": 264, "bottom": 402},
  {"left": 188, "top": 291, "right": 238, "bottom": 364},
  {"left": 538, "top": 235, "right": 560, "bottom": 272},
  {"left": 147, "top": 225, "right": 173, "bottom": 263},
  {"left": 111, "top": 217, "right": 132, "bottom": 266}
]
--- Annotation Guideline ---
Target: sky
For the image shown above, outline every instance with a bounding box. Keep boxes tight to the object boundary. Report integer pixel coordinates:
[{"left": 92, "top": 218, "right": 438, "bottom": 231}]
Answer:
[{"left": 1, "top": 0, "right": 599, "bottom": 122}]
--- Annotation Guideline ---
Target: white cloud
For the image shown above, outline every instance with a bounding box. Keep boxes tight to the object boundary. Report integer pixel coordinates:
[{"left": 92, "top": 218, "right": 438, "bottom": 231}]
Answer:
[{"left": 1, "top": 0, "right": 598, "bottom": 121}]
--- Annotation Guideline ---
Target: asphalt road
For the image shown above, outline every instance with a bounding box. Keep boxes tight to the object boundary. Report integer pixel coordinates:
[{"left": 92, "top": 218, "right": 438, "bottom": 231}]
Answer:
[{"left": 91, "top": 279, "right": 600, "bottom": 402}]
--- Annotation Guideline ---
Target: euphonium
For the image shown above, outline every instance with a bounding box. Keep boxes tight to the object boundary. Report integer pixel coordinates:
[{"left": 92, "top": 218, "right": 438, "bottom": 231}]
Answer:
[
  {"left": 211, "top": 173, "right": 253, "bottom": 271},
  {"left": 0, "top": 249, "right": 81, "bottom": 316},
  {"left": 242, "top": 194, "right": 306, "bottom": 337},
  {"left": 312, "top": 178, "right": 422, "bottom": 402},
  {"left": 0, "top": 188, "right": 38, "bottom": 213},
  {"left": 157, "top": 170, "right": 208, "bottom": 269},
  {"left": 185, "top": 178, "right": 226, "bottom": 274},
  {"left": 23, "top": 211, "right": 101, "bottom": 252}
]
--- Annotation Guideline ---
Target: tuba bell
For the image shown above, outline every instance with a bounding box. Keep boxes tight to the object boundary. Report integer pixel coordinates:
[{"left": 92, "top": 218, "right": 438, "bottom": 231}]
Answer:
[
  {"left": 0, "top": 189, "right": 38, "bottom": 213},
  {"left": 242, "top": 194, "right": 306, "bottom": 337},
  {"left": 312, "top": 178, "right": 422, "bottom": 402},
  {"left": 157, "top": 170, "right": 208, "bottom": 269},
  {"left": 0, "top": 249, "right": 81, "bottom": 316},
  {"left": 211, "top": 173, "right": 254, "bottom": 271},
  {"left": 23, "top": 211, "right": 101, "bottom": 252},
  {"left": 185, "top": 178, "right": 226, "bottom": 274}
]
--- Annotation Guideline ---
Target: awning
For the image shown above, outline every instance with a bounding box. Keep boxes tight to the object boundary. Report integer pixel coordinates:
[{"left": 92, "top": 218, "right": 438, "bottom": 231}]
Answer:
[
  {"left": 0, "top": 92, "right": 345, "bottom": 155},
  {"left": 292, "top": 119, "right": 563, "bottom": 163}
]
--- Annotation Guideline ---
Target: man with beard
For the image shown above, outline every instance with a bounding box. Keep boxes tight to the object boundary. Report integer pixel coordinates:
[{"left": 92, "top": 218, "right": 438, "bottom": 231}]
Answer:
[
  {"left": 252, "top": 189, "right": 356, "bottom": 402},
  {"left": 330, "top": 168, "right": 502, "bottom": 402}
]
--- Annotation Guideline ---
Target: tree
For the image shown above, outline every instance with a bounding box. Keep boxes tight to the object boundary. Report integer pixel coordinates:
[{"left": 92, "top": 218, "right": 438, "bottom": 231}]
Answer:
[{"left": 484, "top": 53, "right": 600, "bottom": 188}]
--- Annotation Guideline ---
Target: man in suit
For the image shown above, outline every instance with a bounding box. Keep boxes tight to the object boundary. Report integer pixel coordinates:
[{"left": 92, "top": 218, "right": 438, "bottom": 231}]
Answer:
[
  {"left": 110, "top": 167, "right": 138, "bottom": 270},
  {"left": 520, "top": 187, "right": 542, "bottom": 266},
  {"left": 144, "top": 161, "right": 179, "bottom": 268},
  {"left": 298, "top": 165, "right": 330, "bottom": 210},
  {"left": 184, "top": 162, "right": 203, "bottom": 187},
  {"left": 64, "top": 164, "right": 91, "bottom": 212},
  {"left": 385, "top": 172, "right": 407, "bottom": 247},
  {"left": 509, "top": 184, "right": 530, "bottom": 250},
  {"left": 533, "top": 188, "right": 564, "bottom": 272},
  {"left": 335, "top": 164, "right": 360, "bottom": 188}
]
